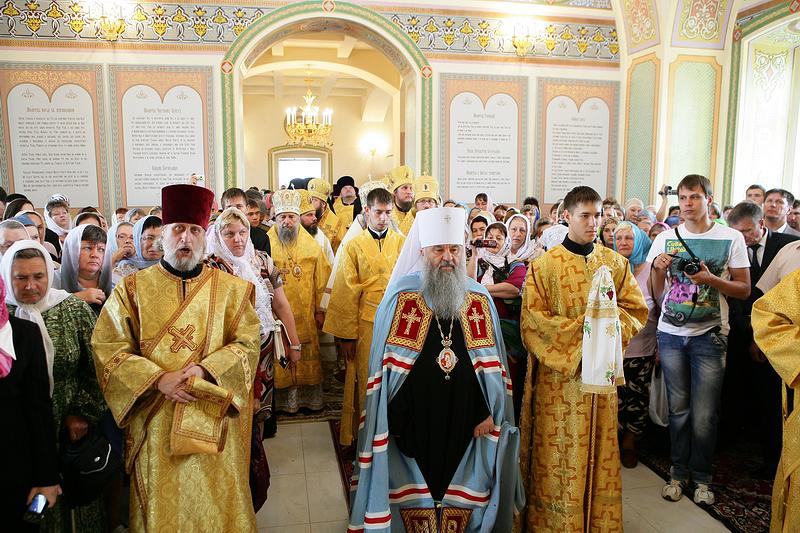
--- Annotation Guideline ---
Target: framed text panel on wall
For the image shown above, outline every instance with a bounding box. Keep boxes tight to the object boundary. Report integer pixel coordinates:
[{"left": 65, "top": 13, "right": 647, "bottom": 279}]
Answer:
[
  {"left": 0, "top": 63, "right": 107, "bottom": 210},
  {"left": 536, "top": 78, "right": 619, "bottom": 206},
  {"left": 440, "top": 74, "right": 528, "bottom": 206},
  {"left": 109, "top": 65, "right": 214, "bottom": 208}
]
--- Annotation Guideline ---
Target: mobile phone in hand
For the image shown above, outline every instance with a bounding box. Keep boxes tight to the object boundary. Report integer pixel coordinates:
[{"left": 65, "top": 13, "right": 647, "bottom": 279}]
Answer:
[{"left": 23, "top": 494, "right": 47, "bottom": 524}]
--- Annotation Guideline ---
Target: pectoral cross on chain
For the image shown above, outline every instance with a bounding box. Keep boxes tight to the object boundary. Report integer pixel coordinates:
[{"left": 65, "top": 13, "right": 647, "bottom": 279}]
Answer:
[
  {"left": 468, "top": 308, "right": 484, "bottom": 336},
  {"left": 168, "top": 324, "right": 198, "bottom": 353},
  {"left": 401, "top": 307, "right": 421, "bottom": 335}
]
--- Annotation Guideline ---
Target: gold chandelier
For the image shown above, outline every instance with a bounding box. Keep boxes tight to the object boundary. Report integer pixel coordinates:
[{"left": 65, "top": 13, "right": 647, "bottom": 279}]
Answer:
[{"left": 285, "top": 70, "right": 333, "bottom": 147}]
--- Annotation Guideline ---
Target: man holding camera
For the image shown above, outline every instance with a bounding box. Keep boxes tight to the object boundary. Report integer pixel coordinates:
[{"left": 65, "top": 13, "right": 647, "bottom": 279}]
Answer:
[{"left": 647, "top": 174, "right": 750, "bottom": 506}]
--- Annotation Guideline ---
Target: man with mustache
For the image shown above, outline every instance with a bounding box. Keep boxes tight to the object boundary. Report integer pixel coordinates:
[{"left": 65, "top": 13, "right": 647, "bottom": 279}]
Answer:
[
  {"left": 307, "top": 178, "right": 346, "bottom": 253},
  {"left": 389, "top": 165, "right": 416, "bottom": 235},
  {"left": 412, "top": 175, "right": 440, "bottom": 212},
  {"left": 348, "top": 207, "right": 523, "bottom": 533},
  {"left": 331, "top": 175, "right": 360, "bottom": 230},
  {"left": 518, "top": 185, "right": 648, "bottom": 532},
  {"left": 268, "top": 190, "right": 331, "bottom": 413},
  {"left": 91, "top": 184, "right": 261, "bottom": 532}
]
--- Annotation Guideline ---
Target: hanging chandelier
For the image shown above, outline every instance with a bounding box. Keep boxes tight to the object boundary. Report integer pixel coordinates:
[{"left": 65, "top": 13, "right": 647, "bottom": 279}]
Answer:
[{"left": 285, "top": 69, "right": 333, "bottom": 147}]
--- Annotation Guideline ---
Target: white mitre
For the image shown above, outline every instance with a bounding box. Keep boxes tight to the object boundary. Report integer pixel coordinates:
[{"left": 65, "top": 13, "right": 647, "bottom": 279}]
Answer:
[{"left": 388, "top": 207, "right": 467, "bottom": 286}]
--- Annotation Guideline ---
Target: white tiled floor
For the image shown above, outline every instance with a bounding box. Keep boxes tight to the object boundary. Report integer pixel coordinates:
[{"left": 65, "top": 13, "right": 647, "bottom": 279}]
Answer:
[{"left": 257, "top": 421, "right": 731, "bottom": 532}]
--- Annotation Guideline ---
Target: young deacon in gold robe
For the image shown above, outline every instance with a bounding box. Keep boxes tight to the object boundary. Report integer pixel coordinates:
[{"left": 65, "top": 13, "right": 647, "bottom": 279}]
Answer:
[
  {"left": 308, "top": 178, "right": 346, "bottom": 253},
  {"left": 332, "top": 175, "right": 359, "bottom": 229},
  {"left": 518, "top": 186, "right": 648, "bottom": 532},
  {"left": 323, "top": 186, "right": 405, "bottom": 445},
  {"left": 268, "top": 190, "right": 332, "bottom": 412},
  {"left": 389, "top": 165, "right": 416, "bottom": 235},
  {"left": 91, "top": 184, "right": 261, "bottom": 532},
  {"left": 752, "top": 269, "right": 800, "bottom": 533}
]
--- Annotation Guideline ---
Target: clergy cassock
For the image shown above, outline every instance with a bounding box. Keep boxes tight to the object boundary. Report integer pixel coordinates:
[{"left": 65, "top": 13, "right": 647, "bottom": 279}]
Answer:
[
  {"left": 348, "top": 273, "right": 524, "bottom": 533},
  {"left": 323, "top": 226, "right": 405, "bottom": 445},
  {"left": 752, "top": 269, "right": 800, "bottom": 533},
  {"left": 267, "top": 225, "right": 331, "bottom": 401},
  {"left": 91, "top": 263, "right": 261, "bottom": 532},
  {"left": 391, "top": 209, "right": 415, "bottom": 236},
  {"left": 319, "top": 208, "right": 347, "bottom": 253},
  {"left": 518, "top": 241, "right": 647, "bottom": 532},
  {"left": 333, "top": 197, "right": 357, "bottom": 229}
]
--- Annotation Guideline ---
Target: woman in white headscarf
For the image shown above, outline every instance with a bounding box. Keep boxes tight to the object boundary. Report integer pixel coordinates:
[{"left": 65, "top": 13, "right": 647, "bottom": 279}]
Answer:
[
  {"left": 105, "top": 221, "right": 135, "bottom": 286},
  {"left": 205, "top": 207, "right": 300, "bottom": 440},
  {"left": 124, "top": 207, "right": 146, "bottom": 224},
  {"left": 1, "top": 240, "right": 106, "bottom": 532},
  {"left": 506, "top": 213, "right": 543, "bottom": 264},
  {"left": 60, "top": 224, "right": 112, "bottom": 314},
  {"left": 468, "top": 221, "right": 528, "bottom": 421},
  {"left": 114, "top": 215, "right": 163, "bottom": 280}
]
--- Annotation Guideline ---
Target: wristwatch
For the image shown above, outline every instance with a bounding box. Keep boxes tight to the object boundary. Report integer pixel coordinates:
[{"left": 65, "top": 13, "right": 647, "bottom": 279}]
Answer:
[{"left": 289, "top": 344, "right": 302, "bottom": 351}]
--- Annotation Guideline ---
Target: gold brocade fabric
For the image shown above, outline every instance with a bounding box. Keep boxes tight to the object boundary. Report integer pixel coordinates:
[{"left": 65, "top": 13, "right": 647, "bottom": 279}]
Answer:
[
  {"left": 518, "top": 245, "right": 647, "bottom": 532},
  {"left": 333, "top": 198, "right": 356, "bottom": 229},
  {"left": 319, "top": 208, "right": 347, "bottom": 253},
  {"left": 90, "top": 265, "right": 261, "bottom": 532},
  {"left": 268, "top": 227, "right": 332, "bottom": 389},
  {"left": 752, "top": 269, "right": 800, "bottom": 533},
  {"left": 392, "top": 208, "right": 415, "bottom": 236},
  {"left": 322, "top": 228, "right": 405, "bottom": 445}
]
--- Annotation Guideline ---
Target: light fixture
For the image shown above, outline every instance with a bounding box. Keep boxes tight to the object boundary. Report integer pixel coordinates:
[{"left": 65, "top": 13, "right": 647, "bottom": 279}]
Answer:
[
  {"left": 285, "top": 68, "right": 333, "bottom": 147},
  {"left": 87, "top": 0, "right": 130, "bottom": 42}
]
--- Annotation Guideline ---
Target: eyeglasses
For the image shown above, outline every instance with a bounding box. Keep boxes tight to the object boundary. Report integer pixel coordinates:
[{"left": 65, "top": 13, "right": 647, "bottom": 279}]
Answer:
[{"left": 141, "top": 235, "right": 158, "bottom": 242}]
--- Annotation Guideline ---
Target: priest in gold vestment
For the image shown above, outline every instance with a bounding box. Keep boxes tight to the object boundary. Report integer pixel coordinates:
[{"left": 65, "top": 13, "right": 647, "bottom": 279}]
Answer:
[
  {"left": 323, "top": 186, "right": 405, "bottom": 445},
  {"left": 389, "top": 165, "right": 416, "bottom": 235},
  {"left": 518, "top": 186, "right": 647, "bottom": 532},
  {"left": 268, "top": 190, "right": 332, "bottom": 412},
  {"left": 91, "top": 185, "right": 261, "bottom": 532},
  {"left": 308, "top": 178, "right": 346, "bottom": 253},
  {"left": 331, "top": 175, "right": 359, "bottom": 229},
  {"left": 753, "top": 269, "right": 800, "bottom": 533}
]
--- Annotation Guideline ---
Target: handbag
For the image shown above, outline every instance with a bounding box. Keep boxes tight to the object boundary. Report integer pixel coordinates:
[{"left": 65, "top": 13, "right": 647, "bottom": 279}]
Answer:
[
  {"left": 60, "top": 428, "right": 122, "bottom": 508},
  {"left": 648, "top": 363, "right": 669, "bottom": 427}
]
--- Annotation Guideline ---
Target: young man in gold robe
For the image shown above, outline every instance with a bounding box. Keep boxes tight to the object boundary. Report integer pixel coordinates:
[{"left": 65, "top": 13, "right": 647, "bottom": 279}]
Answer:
[
  {"left": 268, "top": 190, "right": 332, "bottom": 412},
  {"left": 518, "top": 186, "right": 648, "bottom": 532},
  {"left": 753, "top": 269, "right": 800, "bottom": 533},
  {"left": 91, "top": 184, "right": 261, "bottom": 532},
  {"left": 389, "top": 165, "right": 416, "bottom": 235},
  {"left": 323, "top": 187, "right": 405, "bottom": 446},
  {"left": 308, "top": 178, "right": 346, "bottom": 253},
  {"left": 332, "top": 175, "right": 359, "bottom": 229}
]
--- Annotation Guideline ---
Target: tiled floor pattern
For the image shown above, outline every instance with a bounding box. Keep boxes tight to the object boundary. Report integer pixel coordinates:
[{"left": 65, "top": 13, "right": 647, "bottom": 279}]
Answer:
[{"left": 257, "top": 421, "right": 731, "bottom": 532}]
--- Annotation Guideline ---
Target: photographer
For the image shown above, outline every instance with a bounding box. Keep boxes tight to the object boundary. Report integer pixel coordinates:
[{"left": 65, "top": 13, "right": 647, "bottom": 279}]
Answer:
[{"left": 646, "top": 174, "right": 750, "bottom": 506}]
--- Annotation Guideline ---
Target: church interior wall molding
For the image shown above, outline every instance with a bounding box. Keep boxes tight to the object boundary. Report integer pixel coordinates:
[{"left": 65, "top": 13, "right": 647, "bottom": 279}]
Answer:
[
  {"left": 621, "top": 52, "right": 660, "bottom": 203},
  {"left": 670, "top": 0, "right": 735, "bottom": 50},
  {"left": 723, "top": 0, "right": 798, "bottom": 202}
]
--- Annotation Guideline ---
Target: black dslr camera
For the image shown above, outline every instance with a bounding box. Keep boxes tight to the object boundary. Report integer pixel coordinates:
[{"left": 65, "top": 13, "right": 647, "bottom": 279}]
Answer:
[{"left": 673, "top": 256, "right": 702, "bottom": 276}]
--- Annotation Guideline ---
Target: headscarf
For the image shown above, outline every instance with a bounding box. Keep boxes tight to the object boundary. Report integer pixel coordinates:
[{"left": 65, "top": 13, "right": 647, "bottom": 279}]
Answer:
[
  {"left": 74, "top": 211, "right": 106, "bottom": 228},
  {"left": 612, "top": 221, "right": 652, "bottom": 272},
  {"left": 0, "top": 276, "right": 15, "bottom": 377},
  {"left": 206, "top": 207, "right": 275, "bottom": 337},
  {"left": 477, "top": 222, "right": 512, "bottom": 288},
  {"left": 125, "top": 208, "right": 146, "bottom": 223},
  {"left": 60, "top": 224, "right": 112, "bottom": 297},
  {"left": 1, "top": 240, "right": 71, "bottom": 394},
  {"left": 117, "top": 215, "right": 162, "bottom": 271},
  {"left": 650, "top": 221, "right": 669, "bottom": 234},
  {"left": 106, "top": 221, "right": 134, "bottom": 257},
  {"left": 506, "top": 213, "right": 539, "bottom": 263},
  {"left": 45, "top": 204, "right": 73, "bottom": 237}
]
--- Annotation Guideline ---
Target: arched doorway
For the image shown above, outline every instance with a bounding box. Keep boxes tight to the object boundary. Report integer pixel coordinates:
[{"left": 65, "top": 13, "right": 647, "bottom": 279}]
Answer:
[{"left": 220, "top": 1, "right": 432, "bottom": 189}]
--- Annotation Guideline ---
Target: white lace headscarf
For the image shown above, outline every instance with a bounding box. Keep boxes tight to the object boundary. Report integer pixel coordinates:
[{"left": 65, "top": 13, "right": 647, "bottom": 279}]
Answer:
[
  {"left": 206, "top": 207, "right": 275, "bottom": 337},
  {"left": 1, "top": 240, "right": 71, "bottom": 395},
  {"left": 506, "top": 213, "right": 540, "bottom": 263}
]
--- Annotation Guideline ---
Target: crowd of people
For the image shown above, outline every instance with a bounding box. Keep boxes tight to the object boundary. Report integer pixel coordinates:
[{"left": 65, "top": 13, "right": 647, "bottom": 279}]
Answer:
[{"left": 0, "top": 171, "right": 798, "bottom": 533}]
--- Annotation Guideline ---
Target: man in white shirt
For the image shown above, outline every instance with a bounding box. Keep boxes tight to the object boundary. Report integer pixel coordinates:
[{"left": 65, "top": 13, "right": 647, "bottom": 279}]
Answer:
[
  {"left": 756, "top": 240, "right": 800, "bottom": 293},
  {"left": 763, "top": 188, "right": 800, "bottom": 236},
  {"left": 647, "top": 174, "right": 750, "bottom": 506}
]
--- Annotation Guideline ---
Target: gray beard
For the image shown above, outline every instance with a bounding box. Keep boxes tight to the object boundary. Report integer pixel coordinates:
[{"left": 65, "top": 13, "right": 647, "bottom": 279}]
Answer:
[
  {"left": 421, "top": 258, "right": 467, "bottom": 319},
  {"left": 278, "top": 225, "right": 299, "bottom": 244},
  {"left": 163, "top": 241, "right": 205, "bottom": 272}
]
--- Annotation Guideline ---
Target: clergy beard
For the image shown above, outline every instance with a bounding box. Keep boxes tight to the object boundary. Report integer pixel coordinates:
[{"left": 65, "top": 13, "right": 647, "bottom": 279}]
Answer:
[
  {"left": 163, "top": 238, "right": 205, "bottom": 272},
  {"left": 395, "top": 199, "right": 412, "bottom": 213},
  {"left": 421, "top": 258, "right": 467, "bottom": 319},
  {"left": 302, "top": 222, "right": 318, "bottom": 236},
  {"left": 278, "top": 224, "right": 299, "bottom": 244}
]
